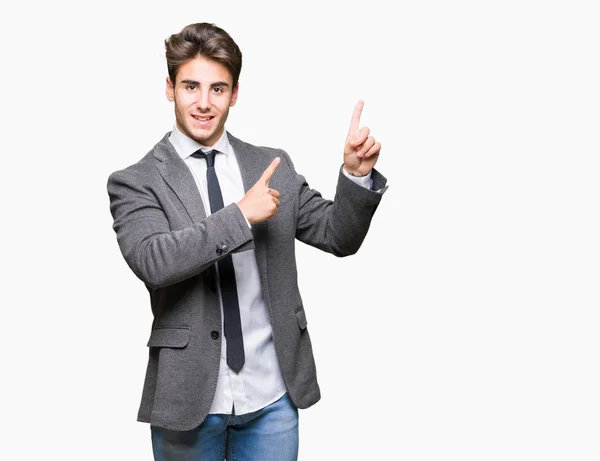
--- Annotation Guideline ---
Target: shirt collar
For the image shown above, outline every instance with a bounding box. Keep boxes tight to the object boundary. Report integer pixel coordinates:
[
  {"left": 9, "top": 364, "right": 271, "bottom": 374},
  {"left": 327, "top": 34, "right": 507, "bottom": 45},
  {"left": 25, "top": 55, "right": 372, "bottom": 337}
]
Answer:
[{"left": 169, "top": 125, "right": 231, "bottom": 160}]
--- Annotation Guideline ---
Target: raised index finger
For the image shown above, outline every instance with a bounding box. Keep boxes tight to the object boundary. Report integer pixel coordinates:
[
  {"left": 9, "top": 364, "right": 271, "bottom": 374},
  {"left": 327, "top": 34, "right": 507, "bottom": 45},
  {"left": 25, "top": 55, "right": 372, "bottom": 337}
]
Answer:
[
  {"left": 260, "top": 157, "right": 281, "bottom": 185},
  {"left": 348, "top": 100, "right": 364, "bottom": 135}
]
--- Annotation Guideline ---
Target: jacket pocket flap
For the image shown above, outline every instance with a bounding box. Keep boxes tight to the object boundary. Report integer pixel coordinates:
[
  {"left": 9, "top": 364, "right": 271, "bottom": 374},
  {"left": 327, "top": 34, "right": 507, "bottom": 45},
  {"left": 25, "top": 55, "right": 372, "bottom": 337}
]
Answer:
[
  {"left": 147, "top": 327, "right": 191, "bottom": 348},
  {"left": 295, "top": 308, "right": 307, "bottom": 330}
]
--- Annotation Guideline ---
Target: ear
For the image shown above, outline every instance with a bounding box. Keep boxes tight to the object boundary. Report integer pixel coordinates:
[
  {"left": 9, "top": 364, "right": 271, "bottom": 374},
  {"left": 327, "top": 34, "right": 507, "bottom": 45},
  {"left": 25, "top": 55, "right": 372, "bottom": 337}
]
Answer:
[
  {"left": 166, "top": 77, "right": 175, "bottom": 102},
  {"left": 230, "top": 82, "right": 239, "bottom": 107}
]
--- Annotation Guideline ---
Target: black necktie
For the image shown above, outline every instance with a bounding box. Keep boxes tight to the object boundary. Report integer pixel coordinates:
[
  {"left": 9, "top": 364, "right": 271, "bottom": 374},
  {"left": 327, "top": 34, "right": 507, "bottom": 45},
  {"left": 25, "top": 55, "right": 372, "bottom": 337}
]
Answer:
[{"left": 191, "top": 149, "right": 245, "bottom": 373}]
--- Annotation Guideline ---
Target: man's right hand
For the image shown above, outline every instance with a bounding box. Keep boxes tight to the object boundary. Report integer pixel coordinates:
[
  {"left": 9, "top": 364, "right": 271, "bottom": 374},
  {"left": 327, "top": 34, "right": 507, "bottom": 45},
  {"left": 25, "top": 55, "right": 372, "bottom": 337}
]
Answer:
[{"left": 237, "top": 157, "right": 281, "bottom": 225}]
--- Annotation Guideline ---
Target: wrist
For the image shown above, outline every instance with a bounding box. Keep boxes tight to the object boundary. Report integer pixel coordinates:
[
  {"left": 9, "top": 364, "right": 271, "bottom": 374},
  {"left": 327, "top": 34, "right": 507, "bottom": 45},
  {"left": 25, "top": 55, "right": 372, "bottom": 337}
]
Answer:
[
  {"left": 236, "top": 201, "right": 254, "bottom": 226},
  {"left": 343, "top": 166, "right": 368, "bottom": 177}
]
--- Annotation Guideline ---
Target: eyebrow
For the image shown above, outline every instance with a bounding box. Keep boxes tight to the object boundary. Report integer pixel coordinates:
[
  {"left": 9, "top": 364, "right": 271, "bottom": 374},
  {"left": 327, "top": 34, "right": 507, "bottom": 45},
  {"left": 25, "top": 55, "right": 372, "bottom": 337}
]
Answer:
[{"left": 180, "top": 79, "right": 230, "bottom": 88}]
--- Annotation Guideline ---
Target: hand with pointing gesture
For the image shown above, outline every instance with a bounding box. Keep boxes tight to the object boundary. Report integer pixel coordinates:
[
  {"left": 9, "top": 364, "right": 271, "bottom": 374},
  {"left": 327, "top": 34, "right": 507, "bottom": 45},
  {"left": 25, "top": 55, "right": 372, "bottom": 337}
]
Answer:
[
  {"left": 344, "top": 100, "right": 381, "bottom": 177},
  {"left": 237, "top": 157, "right": 281, "bottom": 225}
]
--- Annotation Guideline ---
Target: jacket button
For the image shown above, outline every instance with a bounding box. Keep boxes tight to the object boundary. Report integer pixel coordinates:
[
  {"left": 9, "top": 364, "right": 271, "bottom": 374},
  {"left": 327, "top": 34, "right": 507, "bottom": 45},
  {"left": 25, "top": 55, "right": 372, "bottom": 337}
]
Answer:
[
  {"left": 216, "top": 248, "right": 223, "bottom": 255},
  {"left": 211, "top": 331, "right": 220, "bottom": 340},
  {"left": 222, "top": 245, "right": 228, "bottom": 252}
]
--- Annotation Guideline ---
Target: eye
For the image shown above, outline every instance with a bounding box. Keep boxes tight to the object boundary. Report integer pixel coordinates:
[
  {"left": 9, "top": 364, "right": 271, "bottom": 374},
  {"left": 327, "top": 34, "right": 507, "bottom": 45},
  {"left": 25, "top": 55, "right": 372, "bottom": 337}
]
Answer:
[
  {"left": 212, "top": 87, "right": 223, "bottom": 93},
  {"left": 186, "top": 84, "right": 197, "bottom": 91}
]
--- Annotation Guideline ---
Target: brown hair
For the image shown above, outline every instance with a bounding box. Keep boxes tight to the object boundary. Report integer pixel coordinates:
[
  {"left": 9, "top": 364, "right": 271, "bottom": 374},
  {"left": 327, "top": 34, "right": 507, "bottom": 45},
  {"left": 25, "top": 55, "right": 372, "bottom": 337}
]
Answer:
[{"left": 165, "top": 23, "right": 243, "bottom": 88}]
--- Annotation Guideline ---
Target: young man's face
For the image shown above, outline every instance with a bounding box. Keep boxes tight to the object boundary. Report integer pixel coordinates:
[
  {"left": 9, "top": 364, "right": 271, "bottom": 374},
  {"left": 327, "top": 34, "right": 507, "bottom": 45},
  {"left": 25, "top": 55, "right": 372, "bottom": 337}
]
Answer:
[{"left": 166, "top": 56, "right": 238, "bottom": 146}]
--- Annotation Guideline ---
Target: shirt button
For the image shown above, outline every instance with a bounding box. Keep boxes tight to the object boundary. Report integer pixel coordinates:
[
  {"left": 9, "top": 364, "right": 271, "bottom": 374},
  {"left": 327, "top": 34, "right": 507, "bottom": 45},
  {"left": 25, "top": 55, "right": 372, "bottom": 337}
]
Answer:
[{"left": 211, "top": 331, "right": 220, "bottom": 340}]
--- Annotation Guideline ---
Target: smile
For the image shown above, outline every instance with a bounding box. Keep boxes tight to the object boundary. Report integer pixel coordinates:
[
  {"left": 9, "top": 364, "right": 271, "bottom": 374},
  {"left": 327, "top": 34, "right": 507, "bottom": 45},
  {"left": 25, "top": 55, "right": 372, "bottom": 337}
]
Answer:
[{"left": 192, "top": 115, "right": 214, "bottom": 124}]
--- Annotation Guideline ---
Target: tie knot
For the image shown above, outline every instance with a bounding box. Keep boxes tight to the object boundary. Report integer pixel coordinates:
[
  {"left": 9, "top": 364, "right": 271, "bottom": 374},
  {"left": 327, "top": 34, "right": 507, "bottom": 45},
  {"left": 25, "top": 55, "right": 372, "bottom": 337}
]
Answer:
[{"left": 191, "top": 149, "right": 218, "bottom": 167}]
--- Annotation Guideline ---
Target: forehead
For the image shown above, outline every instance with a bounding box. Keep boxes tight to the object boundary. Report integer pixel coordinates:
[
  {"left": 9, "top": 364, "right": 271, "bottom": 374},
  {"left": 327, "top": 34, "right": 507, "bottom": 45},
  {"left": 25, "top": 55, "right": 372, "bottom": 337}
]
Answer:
[{"left": 176, "top": 56, "right": 233, "bottom": 85}]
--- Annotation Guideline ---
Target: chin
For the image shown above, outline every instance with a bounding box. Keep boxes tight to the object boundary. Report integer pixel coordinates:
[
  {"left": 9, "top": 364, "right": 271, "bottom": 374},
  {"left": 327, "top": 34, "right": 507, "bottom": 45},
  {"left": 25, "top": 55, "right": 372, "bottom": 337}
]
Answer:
[
  {"left": 183, "top": 126, "right": 212, "bottom": 144},
  {"left": 193, "top": 130, "right": 213, "bottom": 141}
]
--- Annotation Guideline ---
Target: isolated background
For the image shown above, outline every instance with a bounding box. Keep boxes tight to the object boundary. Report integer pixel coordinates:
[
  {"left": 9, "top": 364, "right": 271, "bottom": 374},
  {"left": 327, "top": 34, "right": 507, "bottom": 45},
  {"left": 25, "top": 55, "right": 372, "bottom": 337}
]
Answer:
[{"left": 2, "top": 0, "right": 599, "bottom": 459}]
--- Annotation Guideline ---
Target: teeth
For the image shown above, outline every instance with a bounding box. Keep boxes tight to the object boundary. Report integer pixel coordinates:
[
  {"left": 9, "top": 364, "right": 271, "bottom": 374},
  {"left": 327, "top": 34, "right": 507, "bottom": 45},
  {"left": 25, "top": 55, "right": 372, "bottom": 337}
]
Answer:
[{"left": 194, "top": 116, "right": 211, "bottom": 121}]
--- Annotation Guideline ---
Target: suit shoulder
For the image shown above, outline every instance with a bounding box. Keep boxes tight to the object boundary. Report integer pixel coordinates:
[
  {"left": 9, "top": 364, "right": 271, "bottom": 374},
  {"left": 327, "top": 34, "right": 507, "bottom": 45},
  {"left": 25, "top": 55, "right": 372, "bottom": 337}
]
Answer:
[
  {"left": 107, "top": 151, "right": 156, "bottom": 187},
  {"left": 227, "top": 132, "right": 289, "bottom": 157},
  {"left": 107, "top": 142, "right": 171, "bottom": 194},
  {"left": 107, "top": 134, "right": 172, "bottom": 185}
]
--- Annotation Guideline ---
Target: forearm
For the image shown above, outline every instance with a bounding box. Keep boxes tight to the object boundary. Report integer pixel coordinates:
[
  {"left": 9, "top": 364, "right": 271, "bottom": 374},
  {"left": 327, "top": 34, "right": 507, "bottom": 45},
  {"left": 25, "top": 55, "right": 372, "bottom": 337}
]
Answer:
[
  {"left": 295, "top": 166, "right": 387, "bottom": 256},
  {"left": 108, "top": 170, "right": 254, "bottom": 289},
  {"left": 123, "top": 204, "right": 253, "bottom": 289}
]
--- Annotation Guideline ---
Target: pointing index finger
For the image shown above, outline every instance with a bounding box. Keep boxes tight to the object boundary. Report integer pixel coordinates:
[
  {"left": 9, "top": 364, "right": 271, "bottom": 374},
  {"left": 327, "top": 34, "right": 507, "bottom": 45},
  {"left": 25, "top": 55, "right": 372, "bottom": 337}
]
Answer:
[
  {"left": 349, "top": 100, "right": 364, "bottom": 135},
  {"left": 260, "top": 157, "right": 281, "bottom": 185}
]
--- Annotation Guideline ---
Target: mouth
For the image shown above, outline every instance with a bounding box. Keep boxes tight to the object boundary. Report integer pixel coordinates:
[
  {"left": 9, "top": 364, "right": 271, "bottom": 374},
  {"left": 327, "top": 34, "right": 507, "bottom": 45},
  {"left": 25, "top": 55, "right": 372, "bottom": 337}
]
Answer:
[{"left": 192, "top": 115, "right": 215, "bottom": 126}]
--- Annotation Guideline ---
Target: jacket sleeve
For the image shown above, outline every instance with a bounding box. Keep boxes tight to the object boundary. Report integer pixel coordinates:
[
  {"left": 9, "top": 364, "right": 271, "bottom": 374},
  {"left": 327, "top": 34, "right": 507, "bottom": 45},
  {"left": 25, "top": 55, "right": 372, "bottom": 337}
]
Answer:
[
  {"left": 279, "top": 150, "right": 388, "bottom": 257},
  {"left": 107, "top": 168, "right": 254, "bottom": 289}
]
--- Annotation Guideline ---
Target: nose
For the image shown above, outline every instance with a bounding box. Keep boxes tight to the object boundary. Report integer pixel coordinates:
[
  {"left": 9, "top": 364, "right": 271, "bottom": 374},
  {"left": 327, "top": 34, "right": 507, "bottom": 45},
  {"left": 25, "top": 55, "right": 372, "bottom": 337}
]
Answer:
[{"left": 196, "top": 89, "right": 211, "bottom": 112}]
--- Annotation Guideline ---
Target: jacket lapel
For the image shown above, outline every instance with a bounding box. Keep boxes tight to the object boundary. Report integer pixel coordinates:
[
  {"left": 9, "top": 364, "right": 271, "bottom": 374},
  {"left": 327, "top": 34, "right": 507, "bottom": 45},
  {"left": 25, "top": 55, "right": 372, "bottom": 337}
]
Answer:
[
  {"left": 227, "top": 132, "right": 264, "bottom": 194},
  {"left": 227, "top": 133, "right": 270, "bottom": 292},
  {"left": 153, "top": 133, "right": 207, "bottom": 224}
]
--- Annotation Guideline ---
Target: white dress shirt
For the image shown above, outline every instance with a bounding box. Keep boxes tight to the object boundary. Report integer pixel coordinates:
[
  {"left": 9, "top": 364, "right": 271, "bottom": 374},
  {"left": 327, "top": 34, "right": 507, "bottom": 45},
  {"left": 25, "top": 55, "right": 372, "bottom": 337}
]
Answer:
[{"left": 169, "top": 125, "right": 371, "bottom": 415}]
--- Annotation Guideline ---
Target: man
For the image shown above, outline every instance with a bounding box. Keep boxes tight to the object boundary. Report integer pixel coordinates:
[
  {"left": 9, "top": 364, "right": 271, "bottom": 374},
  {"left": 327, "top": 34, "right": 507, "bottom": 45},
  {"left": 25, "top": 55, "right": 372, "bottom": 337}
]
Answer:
[{"left": 107, "top": 22, "right": 387, "bottom": 461}]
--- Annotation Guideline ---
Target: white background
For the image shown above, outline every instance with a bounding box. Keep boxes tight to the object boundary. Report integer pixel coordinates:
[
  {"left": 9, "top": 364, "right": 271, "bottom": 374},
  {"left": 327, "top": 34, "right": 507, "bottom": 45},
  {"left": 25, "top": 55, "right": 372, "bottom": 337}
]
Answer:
[{"left": 2, "top": 0, "right": 599, "bottom": 459}]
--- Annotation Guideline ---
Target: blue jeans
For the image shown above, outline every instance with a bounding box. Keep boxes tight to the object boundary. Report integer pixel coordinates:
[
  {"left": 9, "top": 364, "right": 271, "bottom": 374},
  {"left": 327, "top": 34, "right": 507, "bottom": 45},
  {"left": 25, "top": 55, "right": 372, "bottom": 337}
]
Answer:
[{"left": 151, "top": 393, "right": 299, "bottom": 461}]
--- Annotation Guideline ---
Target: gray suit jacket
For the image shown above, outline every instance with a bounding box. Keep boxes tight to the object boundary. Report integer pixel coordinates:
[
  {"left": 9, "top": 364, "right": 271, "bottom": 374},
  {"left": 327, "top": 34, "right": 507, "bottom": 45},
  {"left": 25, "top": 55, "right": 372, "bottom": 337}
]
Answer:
[{"left": 107, "top": 132, "right": 387, "bottom": 430}]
